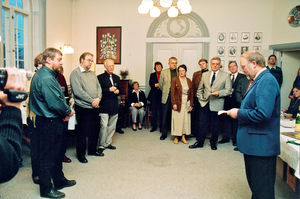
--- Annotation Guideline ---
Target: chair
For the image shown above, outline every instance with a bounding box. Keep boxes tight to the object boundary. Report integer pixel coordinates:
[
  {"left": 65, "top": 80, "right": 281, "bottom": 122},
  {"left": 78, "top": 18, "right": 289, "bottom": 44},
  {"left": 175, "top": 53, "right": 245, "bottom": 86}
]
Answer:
[{"left": 144, "top": 102, "right": 152, "bottom": 129}]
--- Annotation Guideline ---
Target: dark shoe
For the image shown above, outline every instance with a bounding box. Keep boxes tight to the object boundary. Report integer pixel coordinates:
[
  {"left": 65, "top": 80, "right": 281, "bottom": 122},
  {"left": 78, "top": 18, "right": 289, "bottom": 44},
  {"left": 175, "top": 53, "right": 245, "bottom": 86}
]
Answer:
[
  {"left": 63, "top": 156, "right": 71, "bottom": 163},
  {"left": 77, "top": 156, "right": 88, "bottom": 163},
  {"left": 132, "top": 126, "right": 137, "bottom": 131},
  {"left": 160, "top": 135, "right": 167, "bottom": 140},
  {"left": 55, "top": 179, "right": 76, "bottom": 190},
  {"left": 96, "top": 148, "right": 105, "bottom": 156},
  {"left": 189, "top": 142, "right": 203, "bottom": 149},
  {"left": 218, "top": 139, "right": 230, "bottom": 144},
  {"left": 40, "top": 189, "right": 65, "bottom": 198},
  {"left": 234, "top": 147, "right": 238, "bottom": 151},
  {"left": 150, "top": 128, "right": 157, "bottom": 132},
  {"left": 32, "top": 176, "right": 40, "bottom": 184},
  {"left": 138, "top": 126, "right": 142, "bottom": 130},
  {"left": 89, "top": 150, "right": 104, "bottom": 157},
  {"left": 106, "top": 144, "right": 116, "bottom": 150},
  {"left": 116, "top": 128, "right": 124, "bottom": 134},
  {"left": 211, "top": 144, "right": 217, "bottom": 150},
  {"left": 232, "top": 141, "right": 237, "bottom": 146}
]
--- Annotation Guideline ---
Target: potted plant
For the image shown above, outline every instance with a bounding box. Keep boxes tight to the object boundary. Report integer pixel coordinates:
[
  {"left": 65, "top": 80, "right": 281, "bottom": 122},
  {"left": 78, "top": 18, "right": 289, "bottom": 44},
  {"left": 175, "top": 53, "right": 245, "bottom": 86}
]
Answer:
[{"left": 120, "top": 70, "right": 129, "bottom": 80}]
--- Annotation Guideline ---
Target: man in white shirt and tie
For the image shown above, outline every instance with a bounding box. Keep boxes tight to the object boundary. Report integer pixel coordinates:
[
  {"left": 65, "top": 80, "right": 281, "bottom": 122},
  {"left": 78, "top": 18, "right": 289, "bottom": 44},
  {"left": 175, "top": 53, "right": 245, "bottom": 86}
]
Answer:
[
  {"left": 219, "top": 61, "right": 247, "bottom": 149},
  {"left": 189, "top": 57, "right": 232, "bottom": 150}
]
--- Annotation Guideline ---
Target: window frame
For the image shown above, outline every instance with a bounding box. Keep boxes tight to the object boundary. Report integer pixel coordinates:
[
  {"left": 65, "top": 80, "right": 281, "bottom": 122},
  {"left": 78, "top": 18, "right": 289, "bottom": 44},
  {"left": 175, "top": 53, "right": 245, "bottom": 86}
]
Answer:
[{"left": 1, "top": 0, "right": 32, "bottom": 70}]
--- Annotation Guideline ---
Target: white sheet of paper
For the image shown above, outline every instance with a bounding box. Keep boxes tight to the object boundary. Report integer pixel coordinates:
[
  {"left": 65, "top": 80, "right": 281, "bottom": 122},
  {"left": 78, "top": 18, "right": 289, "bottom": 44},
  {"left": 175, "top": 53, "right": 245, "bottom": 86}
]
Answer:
[{"left": 218, "top": 110, "right": 228, "bottom": 115}]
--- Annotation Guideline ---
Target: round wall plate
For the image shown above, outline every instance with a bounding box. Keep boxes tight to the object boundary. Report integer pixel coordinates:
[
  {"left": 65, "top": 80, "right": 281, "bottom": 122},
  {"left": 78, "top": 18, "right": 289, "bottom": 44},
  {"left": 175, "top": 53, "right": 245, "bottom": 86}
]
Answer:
[{"left": 288, "top": 5, "right": 300, "bottom": 27}]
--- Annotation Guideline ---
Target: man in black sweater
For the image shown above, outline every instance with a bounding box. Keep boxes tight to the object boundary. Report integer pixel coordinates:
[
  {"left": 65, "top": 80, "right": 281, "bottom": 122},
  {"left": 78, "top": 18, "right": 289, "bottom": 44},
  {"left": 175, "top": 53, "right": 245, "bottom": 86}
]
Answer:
[
  {"left": 266, "top": 54, "right": 283, "bottom": 87},
  {"left": 0, "top": 67, "right": 27, "bottom": 183}
]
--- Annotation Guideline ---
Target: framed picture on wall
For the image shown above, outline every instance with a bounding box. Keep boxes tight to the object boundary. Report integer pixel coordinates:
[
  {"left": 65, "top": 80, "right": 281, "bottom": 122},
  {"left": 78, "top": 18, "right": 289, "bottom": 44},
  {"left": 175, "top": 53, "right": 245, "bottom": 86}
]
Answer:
[
  {"left": 96, "top": 26, "right": 122, "bottom": 64},
  {"left": 217, "top": 32, "right": 226, "bottom": 43},
  {"left": 241, "top": 46, "right": 249, "bottom": 55},
  {"left": 229, "top": 32, "right": 238, "bottom": 43},
  {"left": 254, "top": 32, "right": 263, "bottom": 43},
  {"left": 217, "top": 46, "right": 225, "bottom": 57},
  {"left": 253, "top": 46, "right": 262, "bottom": 51},
  {"left": 228, "top": 46, "right": 237, "bottom": 57},
  {"left": 241, "top": 32, "right": 250, "bottom": 43}
]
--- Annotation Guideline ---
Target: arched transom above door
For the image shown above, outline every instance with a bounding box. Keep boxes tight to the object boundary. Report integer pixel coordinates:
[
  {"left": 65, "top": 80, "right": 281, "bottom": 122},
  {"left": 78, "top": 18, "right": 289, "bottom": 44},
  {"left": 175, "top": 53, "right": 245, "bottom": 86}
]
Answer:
[{"left": 147, "top": 11, "right": 209, "bottom": 38}]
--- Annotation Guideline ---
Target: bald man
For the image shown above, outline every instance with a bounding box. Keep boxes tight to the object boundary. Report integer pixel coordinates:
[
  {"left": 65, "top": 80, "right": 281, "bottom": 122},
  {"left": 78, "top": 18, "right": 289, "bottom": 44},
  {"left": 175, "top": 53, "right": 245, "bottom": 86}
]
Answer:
[{"left": 97, "top": 59, "right": 120, "bottom": 155}]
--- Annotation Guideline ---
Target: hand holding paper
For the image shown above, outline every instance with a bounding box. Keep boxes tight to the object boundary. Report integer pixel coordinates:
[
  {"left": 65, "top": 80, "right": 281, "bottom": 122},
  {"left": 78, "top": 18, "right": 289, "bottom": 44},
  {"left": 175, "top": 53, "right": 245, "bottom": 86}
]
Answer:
[{"left": 217, "top": 110, "right": 227, "bottom": 115}]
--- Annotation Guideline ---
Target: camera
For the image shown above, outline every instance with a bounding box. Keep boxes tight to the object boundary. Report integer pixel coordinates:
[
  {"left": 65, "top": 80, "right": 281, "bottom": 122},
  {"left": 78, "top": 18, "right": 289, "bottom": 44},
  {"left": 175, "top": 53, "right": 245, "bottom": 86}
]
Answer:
[{"left": 0, "top": 69, "right": 28, "bottom": 102}]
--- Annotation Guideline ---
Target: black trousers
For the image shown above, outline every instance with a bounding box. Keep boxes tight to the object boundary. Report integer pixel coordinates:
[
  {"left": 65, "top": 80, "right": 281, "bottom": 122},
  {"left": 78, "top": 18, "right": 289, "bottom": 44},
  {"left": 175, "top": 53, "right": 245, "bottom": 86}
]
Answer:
[
  {"left": 30, "top": 127, "right": 40, "bottom": 179},
  {"left": 36, "top": 116, "right": 66, "bottom": 194},
  {"left": 75, "top": 105, "right": 100, "bottom": 156},
  {"left": 221, "top": 115, "right": 238, "bottom": 142},
  {"left": 161, "top": 94, "right": 171, "bottom": 136},
  {"left": 197, "top": 103, "right": 220, "bottom": 145},
  {"left": 244, "top": 154, "right": 277, "bottom": 199},
  {"left": 61, "top": 121, "right": 69, "bottom": 159},
  {"left": 191, "top": 97, "right": 200, "bottom": 136},
  {"left": 116, "top": 103, "right": 125, "bottom": 130},
  {"left": 150, "top": 100, "right": 162, "bottom": 130}
]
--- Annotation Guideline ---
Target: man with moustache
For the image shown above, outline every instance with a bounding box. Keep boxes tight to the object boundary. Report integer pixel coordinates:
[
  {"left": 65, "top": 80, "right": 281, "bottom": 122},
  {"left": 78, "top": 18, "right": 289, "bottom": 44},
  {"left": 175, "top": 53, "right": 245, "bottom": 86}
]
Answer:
[
  {"left": 30, "top": 48, "right": 76, "bottom": 198},
  {"left": 70, "top": 52, "right": 102, "bottom": 164},
  {"left": 227, "top": 51, "right": 280, "bottom": 199},
  {"left": 159, "top": 57, "right": 178, "bottom": 140}
]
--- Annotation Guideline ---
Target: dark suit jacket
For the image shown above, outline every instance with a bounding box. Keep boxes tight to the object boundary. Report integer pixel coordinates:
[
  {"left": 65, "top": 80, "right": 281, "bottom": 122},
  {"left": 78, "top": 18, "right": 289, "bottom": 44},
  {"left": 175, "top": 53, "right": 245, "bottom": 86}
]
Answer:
[
  {"left": 171, "top": 76, "right": 193, "bottom": 112},
  {"left": 191, "top": 71, "right": 202, "bottom": 97},
  {"left": 128, "top": 90, "right": 147, "bottom": 109},
  {"left": 191, "top": 69, "right": 208, "bottom": 97},
  {"left": 237, "top": 69, "right": 280, "bottom": 157},
  {"left": 97, "top": 71, "right": 120, "bottom": 115},
  {"left": 148, "top": 72, "right": 162, "bottom": 107},
  {"left": 235, "top": 76, "right": 249, "bottom": 104},
  {"left": 267, "top": 66, "right": 283, "bottom": 87},
  {"left": 286, "top": 98, "right": 300, "bottom": 118},
  {"left": 224, "top": 73, "right": 247, "bottom": 109}
]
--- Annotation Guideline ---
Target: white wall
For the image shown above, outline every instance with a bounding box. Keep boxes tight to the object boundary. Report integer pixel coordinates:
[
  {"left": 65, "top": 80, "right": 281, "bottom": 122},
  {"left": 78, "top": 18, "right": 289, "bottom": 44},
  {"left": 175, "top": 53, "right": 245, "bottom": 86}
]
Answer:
[
  {"left": 46, "top": 0, "right": 73, "bottom": 82},
  {"left": 46, "top": 0, "right": 278, "bottom": 86},
  {"left": 45, "top": 0, "right": 300, "bottom": 92},
  {"left": 272, "top": 0, "right": 300, "bottom": 45}
]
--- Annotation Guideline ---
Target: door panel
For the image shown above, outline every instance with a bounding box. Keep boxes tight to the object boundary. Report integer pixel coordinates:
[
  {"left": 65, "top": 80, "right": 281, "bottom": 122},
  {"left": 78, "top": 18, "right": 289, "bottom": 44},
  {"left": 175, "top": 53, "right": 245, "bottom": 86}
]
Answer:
[{"left": 152, "top": 43, "right": 203, "bottom": 79}]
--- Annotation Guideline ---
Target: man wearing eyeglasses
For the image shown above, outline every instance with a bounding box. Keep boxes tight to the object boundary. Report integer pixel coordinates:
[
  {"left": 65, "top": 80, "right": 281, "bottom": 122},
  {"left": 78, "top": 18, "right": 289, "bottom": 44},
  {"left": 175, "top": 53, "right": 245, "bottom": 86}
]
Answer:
[
  {"left": 227, "top": 51, "right": 280, "bottom": 199},
  {"left": 70, "top": 52, "right": 102, "bottom": 164}
]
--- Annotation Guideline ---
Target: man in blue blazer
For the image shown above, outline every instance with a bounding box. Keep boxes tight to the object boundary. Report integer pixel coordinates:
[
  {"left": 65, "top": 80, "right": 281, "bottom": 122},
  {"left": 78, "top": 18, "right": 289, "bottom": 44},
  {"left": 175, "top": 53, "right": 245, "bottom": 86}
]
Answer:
[{"left": 227, "top": 51, "right": 280, "bottom": 199}]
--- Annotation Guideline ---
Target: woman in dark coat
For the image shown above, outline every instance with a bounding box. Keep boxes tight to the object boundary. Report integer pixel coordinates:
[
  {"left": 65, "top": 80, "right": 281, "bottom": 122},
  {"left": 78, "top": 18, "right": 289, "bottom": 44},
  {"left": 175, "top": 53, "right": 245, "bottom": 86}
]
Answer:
[{"left": 147, "top": 62, "right": 163, "bottom": 132}]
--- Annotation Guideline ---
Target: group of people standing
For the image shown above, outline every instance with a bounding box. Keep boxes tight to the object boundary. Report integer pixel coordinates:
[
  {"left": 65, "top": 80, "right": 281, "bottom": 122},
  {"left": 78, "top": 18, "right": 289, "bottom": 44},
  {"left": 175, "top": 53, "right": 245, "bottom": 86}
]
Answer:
[
  {"left": 148, "top": 52, "right": 281, "bottom": 199},
  {"left": 28, "top": 48, "right": 121, "bottom": 198},
  {"left": 9, "top": 47, "right": 282, "bottom": 199},
  {"left": 148, "top": 56, "right": 247, "bottom": 151}
]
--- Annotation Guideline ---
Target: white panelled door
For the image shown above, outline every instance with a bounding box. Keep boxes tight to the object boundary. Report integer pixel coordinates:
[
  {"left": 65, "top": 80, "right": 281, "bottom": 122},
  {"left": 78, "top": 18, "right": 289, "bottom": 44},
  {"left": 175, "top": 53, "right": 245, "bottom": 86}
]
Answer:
[{"left": 153, "top": 43, "right": 203, "bottom": 79}]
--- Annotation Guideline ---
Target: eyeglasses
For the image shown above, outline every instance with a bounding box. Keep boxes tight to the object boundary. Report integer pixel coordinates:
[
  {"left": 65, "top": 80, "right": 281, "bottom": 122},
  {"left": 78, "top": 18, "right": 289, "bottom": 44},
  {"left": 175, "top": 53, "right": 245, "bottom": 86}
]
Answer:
[{"left": 85, "top": 59, "right": 94, "bottom": 63}]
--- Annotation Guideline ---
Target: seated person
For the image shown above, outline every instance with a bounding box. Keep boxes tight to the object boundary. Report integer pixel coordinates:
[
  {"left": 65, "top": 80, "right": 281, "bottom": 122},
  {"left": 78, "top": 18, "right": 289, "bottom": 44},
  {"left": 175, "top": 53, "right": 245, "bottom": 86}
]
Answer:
[
  {"left": 128, "top": 81, "right": 147, "bottom": 131},
  {"left": 282, "top": 85, "right": 300, "bottom": 119}
]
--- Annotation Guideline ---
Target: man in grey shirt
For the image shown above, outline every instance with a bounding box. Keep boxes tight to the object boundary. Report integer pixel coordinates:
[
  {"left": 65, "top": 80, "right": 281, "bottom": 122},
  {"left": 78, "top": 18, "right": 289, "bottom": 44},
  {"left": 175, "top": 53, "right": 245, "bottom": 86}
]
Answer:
[{"left": 70, "top": 52, "right": 102, "bottom": 163}]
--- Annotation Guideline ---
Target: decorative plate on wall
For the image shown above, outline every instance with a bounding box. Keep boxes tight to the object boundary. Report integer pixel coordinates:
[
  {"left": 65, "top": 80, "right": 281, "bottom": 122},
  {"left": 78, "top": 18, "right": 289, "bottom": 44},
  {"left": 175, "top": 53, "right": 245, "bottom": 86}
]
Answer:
[{"left": 288, "top": 5, "right": 300, "bottom": 27}]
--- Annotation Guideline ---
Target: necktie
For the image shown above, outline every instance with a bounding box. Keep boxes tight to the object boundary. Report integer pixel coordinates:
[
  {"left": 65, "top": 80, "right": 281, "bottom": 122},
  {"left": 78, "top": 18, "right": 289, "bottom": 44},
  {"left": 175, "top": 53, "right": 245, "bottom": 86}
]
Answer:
[
  {"left": 231, "top": 74, "right": 235, "bottom": 84},
  {"left": 211, "top": 72, "right": 216, "bottom": 87},
  {"left": 109, "top": 74, "right": 114, "bottom": 86},
  {"left": 247, "top": 79, "right": 254, "bottom": 91}
]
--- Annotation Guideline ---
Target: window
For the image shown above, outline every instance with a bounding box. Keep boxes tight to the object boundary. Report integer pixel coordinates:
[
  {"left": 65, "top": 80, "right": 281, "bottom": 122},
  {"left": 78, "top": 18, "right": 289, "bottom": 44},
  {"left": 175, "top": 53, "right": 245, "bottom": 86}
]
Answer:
[{"left": 1, "top": 0, "right": 28, "bottom": 69}]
